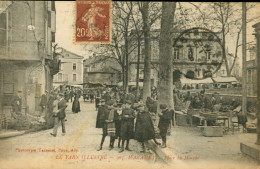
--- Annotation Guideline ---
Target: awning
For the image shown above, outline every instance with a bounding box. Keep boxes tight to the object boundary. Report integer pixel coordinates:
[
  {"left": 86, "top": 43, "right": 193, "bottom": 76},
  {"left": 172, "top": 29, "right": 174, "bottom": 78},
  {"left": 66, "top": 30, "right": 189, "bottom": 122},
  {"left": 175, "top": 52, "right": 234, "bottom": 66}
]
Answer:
[
  {"left": 212, "top": 77, "right": 238, "bottom": 83},
  {"left": 117, "top": 82, "right": 143, "bottom": 87},
  {"left": 180, "top": 77, "right": 213, "bottom": 84}
]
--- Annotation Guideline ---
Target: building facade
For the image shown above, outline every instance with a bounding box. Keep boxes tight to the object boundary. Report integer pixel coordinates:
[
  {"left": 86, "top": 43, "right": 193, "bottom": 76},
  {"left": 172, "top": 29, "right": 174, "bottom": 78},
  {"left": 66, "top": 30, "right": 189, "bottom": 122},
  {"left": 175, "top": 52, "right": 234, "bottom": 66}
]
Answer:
[
  {"left": 128, "top": 29, "right": 223, "bottom": 88},
  {"left": 53, "top": 48, "right": 84, "bottom": 87},
  {"left": 83, "top": 54, "right": 122, "bottom": 85},
  {"left": 246, "top": 45, "right": 257, "bottom": 96},
  {"left": 0, "top": 1, "right": 58, "bottom": 129}
]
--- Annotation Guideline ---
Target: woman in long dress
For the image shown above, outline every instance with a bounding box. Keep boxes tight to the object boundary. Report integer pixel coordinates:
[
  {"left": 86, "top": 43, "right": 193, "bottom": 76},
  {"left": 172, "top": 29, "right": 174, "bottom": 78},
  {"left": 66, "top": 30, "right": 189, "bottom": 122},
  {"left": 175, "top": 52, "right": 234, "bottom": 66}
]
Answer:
[{"left": 72, "top": 94, "right": 80, "bottom": 113}]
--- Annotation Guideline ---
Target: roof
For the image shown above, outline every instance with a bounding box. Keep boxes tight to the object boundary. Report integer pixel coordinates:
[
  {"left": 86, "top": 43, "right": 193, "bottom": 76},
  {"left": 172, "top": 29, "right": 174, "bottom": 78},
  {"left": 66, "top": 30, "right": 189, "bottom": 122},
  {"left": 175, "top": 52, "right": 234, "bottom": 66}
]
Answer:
[
  {"left": 180, "top": 77, "right": 213, "bottom": 84},
  {"left": 84, "top": 55, "right": 110, "bottom": 65},
  {"left": 212, "top": 77, "right": 238, "bottom": 83},
  {"left": 117, "top": 81, "right": 143, "bottom": 87},
  {"left": 87, "top": 71, "right": 114, "bottom": 74},
  {"left": 58, "top": 47, "right": 84, "bottom": 59}
]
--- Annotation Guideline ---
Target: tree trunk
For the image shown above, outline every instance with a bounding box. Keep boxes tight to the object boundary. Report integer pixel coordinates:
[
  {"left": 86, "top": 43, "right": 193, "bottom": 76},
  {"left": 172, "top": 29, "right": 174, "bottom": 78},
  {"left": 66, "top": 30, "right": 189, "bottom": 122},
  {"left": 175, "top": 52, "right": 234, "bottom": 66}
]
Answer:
[
  {"left": 158, "top": 2, "right": 176, "bottom": 110},
  {"left": 122, "top": 47, "right": 126, "bottom": 91},
  {"left": 222, "top": 28, "right": 230, "bottom": 76},
  {"left": 142, "top": 2, "right": 151, "bottom": 102},
  {"left": 136, "top": 39, "right": 141, "bottom": 99},
  {"left": 125, "top": 37, "right": 129, "bottom": 94}
]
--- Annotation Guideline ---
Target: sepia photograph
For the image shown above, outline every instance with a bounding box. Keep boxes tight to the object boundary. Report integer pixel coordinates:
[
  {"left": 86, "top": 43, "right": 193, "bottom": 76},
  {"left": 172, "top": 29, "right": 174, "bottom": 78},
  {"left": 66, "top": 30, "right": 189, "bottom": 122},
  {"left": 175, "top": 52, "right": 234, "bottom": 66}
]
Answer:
[{"left": 0, "top": 1, "right": 260, "bottom": 169}]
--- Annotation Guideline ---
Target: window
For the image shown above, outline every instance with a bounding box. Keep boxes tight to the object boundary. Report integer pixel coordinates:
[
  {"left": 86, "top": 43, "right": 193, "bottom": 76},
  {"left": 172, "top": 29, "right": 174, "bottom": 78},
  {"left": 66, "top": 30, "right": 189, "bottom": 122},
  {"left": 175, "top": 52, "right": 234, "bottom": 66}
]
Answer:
[
  {"left": 0, "top": 12, "right": 7, "bottom": 56},
  {"left": 73, "top": 74, "right": 77, "bottom": 81},
  {"left": 252, "top": 69, "right": 255, "bottom": 83},
  {"left": 206, "top": 51, "right": 211, "bottom": 60},
  {"left": 58, "top": 73, "right": 62, "bottom": 82},
  {"left": 73, "top": 63, "right": 77, "bottom": 70},
  {"left": 174, "top": 48, "right": 179, "bottom": 60},
  {"left": 3, "top": 72, "right": 14, "bottom": 94},
  {"left": 48, "top": 11, "right": 51, "bottom": 27},
  {"left": 188, "top": 48, "right": 194, "bottom": 61},
  {"left": 60, "top": 64, "right": 63, "bottom": 71},
  {"left": 247, "top": 70, "right": 252, "bottom": 83}
]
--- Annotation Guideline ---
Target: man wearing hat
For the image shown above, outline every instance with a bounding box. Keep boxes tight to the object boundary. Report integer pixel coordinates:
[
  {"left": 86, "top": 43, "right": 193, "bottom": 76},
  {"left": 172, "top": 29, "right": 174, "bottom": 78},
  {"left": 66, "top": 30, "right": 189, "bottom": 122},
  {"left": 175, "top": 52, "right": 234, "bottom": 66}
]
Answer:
[
  {"left": 119, "top": 100, "right": 135, "bottom": 152},
  {"left": 50, "top": 93, "right": 67, "bottom": 137},
  {"left": 11, "top": 91, "right": 23, "bottom": 119},
  {"left": 158, "top": 104, "right": 174, "bottom": 148},
  {"left": 135, "top": 102, "right": 161, "bottom": 153},
  {"left": 39, "top": 90, "right": 48, "bottom": 117}
]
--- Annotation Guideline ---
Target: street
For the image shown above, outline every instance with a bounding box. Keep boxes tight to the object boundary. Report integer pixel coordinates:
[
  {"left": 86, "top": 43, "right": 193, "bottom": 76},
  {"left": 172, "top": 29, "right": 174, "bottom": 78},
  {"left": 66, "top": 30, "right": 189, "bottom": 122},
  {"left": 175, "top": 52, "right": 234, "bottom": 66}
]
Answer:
[
  {"left": 0, "top": 98, "right": 259, "bottom": 169},
  {"left": 0, "top": 98, "right": 159, "bottom": 169}
]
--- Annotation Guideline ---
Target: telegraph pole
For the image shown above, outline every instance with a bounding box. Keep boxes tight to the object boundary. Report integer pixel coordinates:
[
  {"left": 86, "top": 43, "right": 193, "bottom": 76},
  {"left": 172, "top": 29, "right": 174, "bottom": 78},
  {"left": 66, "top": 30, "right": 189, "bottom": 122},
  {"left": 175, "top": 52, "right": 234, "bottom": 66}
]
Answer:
[{"left": 242, "top": 2, "right": 247, "bottom": 116}]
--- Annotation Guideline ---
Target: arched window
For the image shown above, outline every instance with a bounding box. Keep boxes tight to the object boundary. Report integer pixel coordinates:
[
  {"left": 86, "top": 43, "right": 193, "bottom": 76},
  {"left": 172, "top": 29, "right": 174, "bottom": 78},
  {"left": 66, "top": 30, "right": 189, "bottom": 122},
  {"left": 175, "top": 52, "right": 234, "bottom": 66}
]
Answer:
[
  {"left": 174, "top": 48, "right": 179, "bottom": 60},
  {"left": 173, "top": 70, "right": 181, "bottom": 83},
  {"left": 188, "top": 47, "right": 194, "bottom": 61},
  {"left": 186, "top": 70, "right": 195, "bottom": 79}
]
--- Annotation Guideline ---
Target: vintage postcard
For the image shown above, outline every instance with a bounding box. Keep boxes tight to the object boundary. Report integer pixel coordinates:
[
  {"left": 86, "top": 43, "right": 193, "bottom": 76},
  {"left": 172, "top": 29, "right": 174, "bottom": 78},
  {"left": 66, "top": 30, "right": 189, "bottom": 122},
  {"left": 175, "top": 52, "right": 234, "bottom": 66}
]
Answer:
[{"left": 0, "top": 1, "right": 260, "bottom": 169}]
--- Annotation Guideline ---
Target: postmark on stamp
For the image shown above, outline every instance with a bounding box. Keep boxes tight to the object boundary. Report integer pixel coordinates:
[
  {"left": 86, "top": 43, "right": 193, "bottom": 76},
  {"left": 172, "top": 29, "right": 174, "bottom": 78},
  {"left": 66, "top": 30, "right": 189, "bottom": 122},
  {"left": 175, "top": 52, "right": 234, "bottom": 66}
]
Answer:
[
  {"left": 172, "top": 27, "right": 224, "bottom": 80},
  {"left": 75, "top": 0, "right": 111, "bottom": 44}
]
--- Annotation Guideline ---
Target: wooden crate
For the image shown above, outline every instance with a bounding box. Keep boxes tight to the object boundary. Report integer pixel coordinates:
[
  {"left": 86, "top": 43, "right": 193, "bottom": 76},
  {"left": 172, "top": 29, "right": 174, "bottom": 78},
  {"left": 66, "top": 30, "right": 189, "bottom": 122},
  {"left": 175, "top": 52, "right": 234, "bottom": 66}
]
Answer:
[
  {"left": 201, "top": 126, "right": 223, "bottom": 137},
  {"left": 187, "top": 109, "right": 201, "bottom": 116},
  {"left": 176, "top": 114, "right": 189, "bottom": 126}
]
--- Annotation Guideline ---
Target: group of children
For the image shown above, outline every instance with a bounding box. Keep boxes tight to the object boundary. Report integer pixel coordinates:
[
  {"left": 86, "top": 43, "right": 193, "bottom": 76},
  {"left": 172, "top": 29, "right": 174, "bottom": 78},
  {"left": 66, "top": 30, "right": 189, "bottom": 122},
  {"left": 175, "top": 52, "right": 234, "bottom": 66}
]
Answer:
[{"left": 96, "top": 98, "right": 173, "bottom": 153}]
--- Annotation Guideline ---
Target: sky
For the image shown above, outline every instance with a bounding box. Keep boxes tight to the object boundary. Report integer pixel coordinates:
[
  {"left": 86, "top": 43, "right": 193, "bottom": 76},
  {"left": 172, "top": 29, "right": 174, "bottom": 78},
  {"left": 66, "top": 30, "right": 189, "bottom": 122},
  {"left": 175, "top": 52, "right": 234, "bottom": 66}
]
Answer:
[
  {"left": 55, "top": 2, "right": 260, "bottom": 62},
  {"left": 56, "top": 1, "right": 91, "bottom": 58}
]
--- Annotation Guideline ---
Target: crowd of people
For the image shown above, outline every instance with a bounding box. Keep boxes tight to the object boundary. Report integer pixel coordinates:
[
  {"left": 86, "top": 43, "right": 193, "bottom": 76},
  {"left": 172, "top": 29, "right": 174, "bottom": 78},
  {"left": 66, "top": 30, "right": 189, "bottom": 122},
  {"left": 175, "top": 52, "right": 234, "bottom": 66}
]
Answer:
[
  {"left": 94, "top": 88, "right": 174, "bottom": 153},
  {"left": 174, "top": 89, "right": 242, "bottom": 113}
]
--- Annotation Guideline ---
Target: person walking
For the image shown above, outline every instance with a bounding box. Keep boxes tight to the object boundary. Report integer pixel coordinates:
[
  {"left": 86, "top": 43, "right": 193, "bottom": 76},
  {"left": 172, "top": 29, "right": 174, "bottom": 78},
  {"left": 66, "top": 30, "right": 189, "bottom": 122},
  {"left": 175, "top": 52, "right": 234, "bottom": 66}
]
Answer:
[
  {"left": 89, "top": 92, "right": 94, "bottom": 104},
  {"left": 50, "top": 93, "right": 68, "bottom": 137},
  {"left": 69, "top": 89, "right": 74, "bottom": 102},
  {"left": 39, "top": 90, "right": 48, "bottom": 118},
  {"left": 72, "top": 94, "right": 80, "bottom": 113},
  {"left": 135, "top": 103, "right": 160, "bottom": 153},
  {"left": 95, "top": 94, "right": 101, "bottom": 110},
  {"left": 46, "top": 91, "right": 55, "bottom": 128},
  {"left": 119, "top": 100, "right": 135, "bottom": 153},
  {"left": 158, "top": 104, "right": 174, "bottom": 148}
]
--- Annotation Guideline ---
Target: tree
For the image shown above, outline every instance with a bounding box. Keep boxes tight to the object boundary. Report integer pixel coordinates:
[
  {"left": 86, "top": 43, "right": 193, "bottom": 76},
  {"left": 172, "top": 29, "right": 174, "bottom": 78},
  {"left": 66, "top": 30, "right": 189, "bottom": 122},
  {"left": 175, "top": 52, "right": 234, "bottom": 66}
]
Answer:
[
  {"left": 88, "top": 2, "right": 137, "bottom": 93},
  {"left": 138, "top": 2, "right": 162, "bottom": 101},
  {"left": 189, "top": 2, "right": 260, "bottom": 76},
  {"left": 129, "top": 4, "right": 143, "bottom": 99},
  {"left": 158, "top": 2, "right": 176, "bottom": 109}
]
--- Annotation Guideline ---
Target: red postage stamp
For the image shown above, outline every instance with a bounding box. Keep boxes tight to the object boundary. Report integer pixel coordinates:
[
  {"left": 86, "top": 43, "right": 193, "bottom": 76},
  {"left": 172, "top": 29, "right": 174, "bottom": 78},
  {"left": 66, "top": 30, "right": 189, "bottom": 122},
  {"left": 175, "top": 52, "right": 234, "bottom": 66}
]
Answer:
[{"left": 75, "top": 0, "right": 111, "bottom": 43}]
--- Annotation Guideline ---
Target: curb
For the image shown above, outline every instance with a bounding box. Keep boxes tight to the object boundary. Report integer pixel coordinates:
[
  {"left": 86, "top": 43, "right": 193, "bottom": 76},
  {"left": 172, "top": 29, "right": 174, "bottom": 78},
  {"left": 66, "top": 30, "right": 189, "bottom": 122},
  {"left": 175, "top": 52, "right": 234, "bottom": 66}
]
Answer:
[
  {"left": 0, "top": 126, "right": 47, "bottom": 139},
  {"left": 146, "top": 140, "right": 174, "bottom": 164},
  {"left": 0, "top": 131, "right": 26, "bottom": 139}
]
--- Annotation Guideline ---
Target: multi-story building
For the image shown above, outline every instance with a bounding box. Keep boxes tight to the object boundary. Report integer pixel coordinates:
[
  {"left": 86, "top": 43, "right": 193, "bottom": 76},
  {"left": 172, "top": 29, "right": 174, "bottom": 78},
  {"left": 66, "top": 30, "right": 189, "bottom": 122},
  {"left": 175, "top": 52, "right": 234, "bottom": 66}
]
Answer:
[
  {"left": 53, "top": 48, "right": 84, "bottom": 88},
  {"left": 83, "top": 54, "right": 121, "bottom": 86},
  {"left": 0, "top": 1, "right": 58, "bottom": 128},
  {"left": 128, "top": 29, "right": 223, "bottom": 88},
  {"left": 246, "top": 45, "right": 257, "bottom": 96}
]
